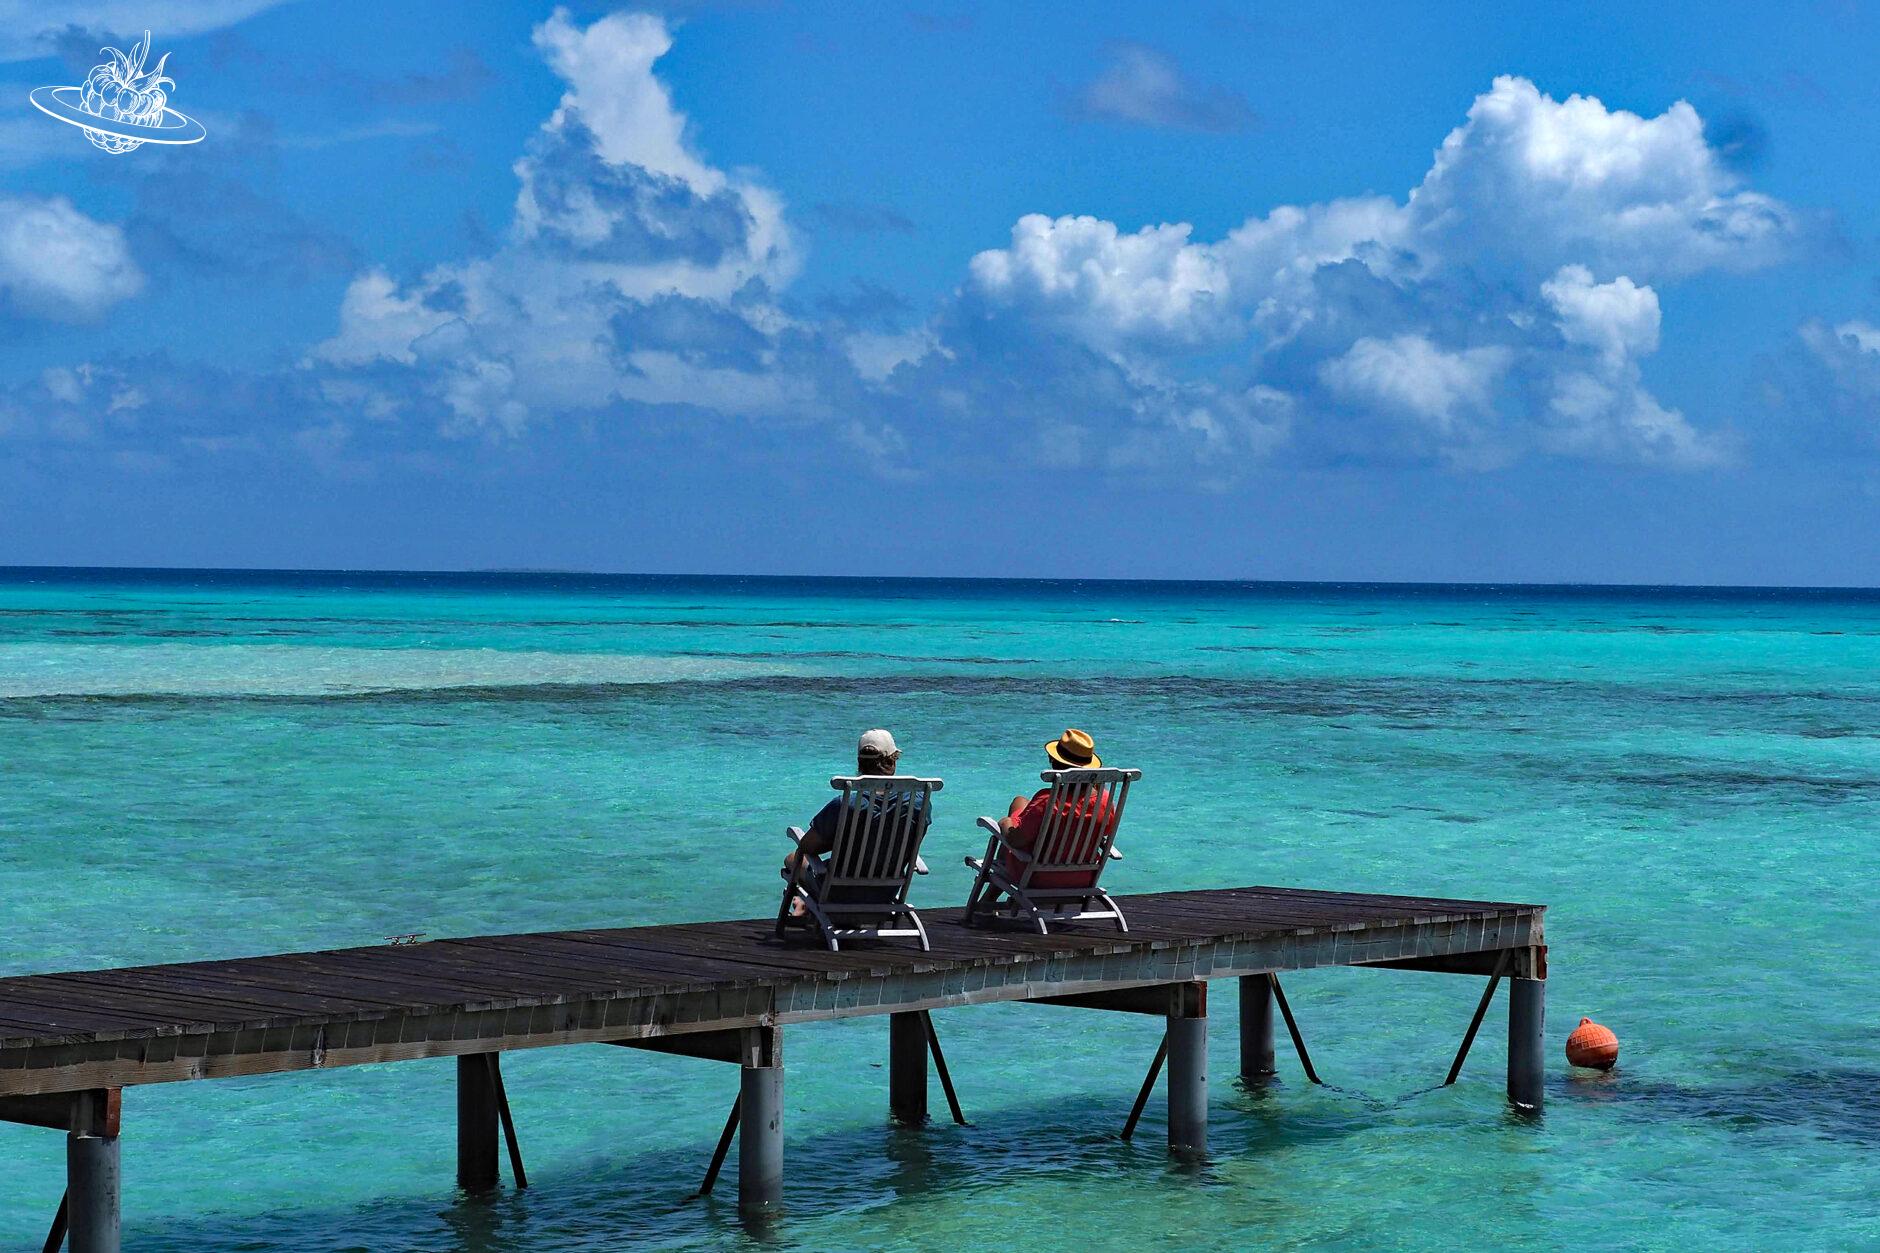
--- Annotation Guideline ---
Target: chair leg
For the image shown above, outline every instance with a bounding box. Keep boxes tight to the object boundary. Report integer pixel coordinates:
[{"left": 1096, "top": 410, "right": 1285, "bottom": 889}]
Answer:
[
  {"left": 796, "top": 897, "right": 841, "bottom": 951},
  {"left": 774, "top": 884, "right": 795, "bottom": 939},
  {"left": 908, "top": 908, "right": 930, "bottom": 952},
  {"left": 1004, "top": 886, "right": 1049, "bottom": 934},
  {"left": 963, "top": 866, "right": 990, "bottom": 924}
]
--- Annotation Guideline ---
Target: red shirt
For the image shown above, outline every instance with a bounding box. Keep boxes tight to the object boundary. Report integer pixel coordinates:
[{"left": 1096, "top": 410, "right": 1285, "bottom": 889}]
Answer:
[{"left": 1005, "top": 786, "right": 1118, "bottom": 889}]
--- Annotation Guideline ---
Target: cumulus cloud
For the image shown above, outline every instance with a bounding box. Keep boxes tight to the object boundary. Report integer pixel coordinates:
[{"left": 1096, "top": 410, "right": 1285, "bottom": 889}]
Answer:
[
  {"left": 968, "top": 215, "right": 1232, "bottom": 348},
  {"left": 311, "top": 8, "right": 801, "bottom": 436},
  {"left": 1065, "top": 42, "right": 1255, "bottom": 132},
  {"left": 1534, "top": 265, "right": 1716, "bottom": 467},
  {"left": 6, "top": 19, "right": 1798, "bottom": 483},
  {"left": 964, "top": 76, "right": 1783, "bottom": 469},
  {"left": 516, "top": 9, "right": 792, "bottom": 295},
  {"left": 0, "top": 195, "right": 143, "bottom": 321},
  {"left": 1541, "top": 264, "right": 1659, "bottom": 364},
  {"left": 1408, "top": 76, "right": 1796, "bottom": 280},
  {"left": 972, "top": 77, "right": 1793, "bottom": 338},
  {"left": 1321, "top": 336, "right": 1508, "bottom": 435}
]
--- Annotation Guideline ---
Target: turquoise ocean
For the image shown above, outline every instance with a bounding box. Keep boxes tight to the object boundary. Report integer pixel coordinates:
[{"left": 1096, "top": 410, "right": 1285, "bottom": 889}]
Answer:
[{"left": 1, "top": 569, "right": 1875, "bottom": 1251}]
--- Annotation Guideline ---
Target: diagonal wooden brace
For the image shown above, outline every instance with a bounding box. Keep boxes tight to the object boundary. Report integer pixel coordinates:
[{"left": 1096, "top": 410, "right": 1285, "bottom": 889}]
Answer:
[
  {"left": 1443, "top": 951, "right": 1512, "bottom": 1086},
  {"left": 1268, "top": 975, "right": 1322, "bottom": 1085}
]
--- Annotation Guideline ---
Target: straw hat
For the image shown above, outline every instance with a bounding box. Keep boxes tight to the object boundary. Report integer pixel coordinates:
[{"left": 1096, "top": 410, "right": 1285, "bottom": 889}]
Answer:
[{"left": 1044, "top": 728, "right": 1101, "bottom": 769}]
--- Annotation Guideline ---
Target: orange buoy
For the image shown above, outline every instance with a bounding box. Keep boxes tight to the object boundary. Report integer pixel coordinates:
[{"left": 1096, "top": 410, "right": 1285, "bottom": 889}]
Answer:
[{"left": 1565, "top": 1017, "right": 1619, "bottom": 1070}]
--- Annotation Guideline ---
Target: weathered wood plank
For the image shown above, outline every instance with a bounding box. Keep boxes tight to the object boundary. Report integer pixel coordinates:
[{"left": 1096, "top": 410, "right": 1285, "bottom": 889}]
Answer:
[{"left": 0, "top": 886, "right": 1543, "bottom": 1095}]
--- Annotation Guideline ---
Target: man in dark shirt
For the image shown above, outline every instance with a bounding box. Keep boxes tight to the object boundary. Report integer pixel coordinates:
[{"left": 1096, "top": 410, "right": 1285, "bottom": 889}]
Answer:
[{"left": 784, "top": 730, "right": 919, "bottom": 901}]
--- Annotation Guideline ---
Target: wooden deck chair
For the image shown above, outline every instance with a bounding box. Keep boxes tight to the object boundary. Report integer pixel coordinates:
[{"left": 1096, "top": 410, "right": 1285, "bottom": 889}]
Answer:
[
  {"left": 963, "top": 767, "right": 1140, "bottom": 933},
  {"left": 776, "top": 775, "right": 942, "bottom": 951}
]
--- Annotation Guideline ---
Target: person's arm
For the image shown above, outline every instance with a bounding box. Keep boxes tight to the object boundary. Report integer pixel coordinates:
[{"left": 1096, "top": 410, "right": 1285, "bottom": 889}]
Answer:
[
  {"left": 786, "top": 797, "right": 841, "bottom": 871},
  {"left": 997, "top": 794, "right": 1029, "bottom": 837},
  {"left": 1001, "top": 792, "right": 1048, "bottom": 850}
]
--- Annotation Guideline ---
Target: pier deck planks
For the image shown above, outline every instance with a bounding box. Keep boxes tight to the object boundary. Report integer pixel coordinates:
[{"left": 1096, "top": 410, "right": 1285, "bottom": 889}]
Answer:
[{"left": 0, "top": 886, "right": 1542, "bottom": 1097}]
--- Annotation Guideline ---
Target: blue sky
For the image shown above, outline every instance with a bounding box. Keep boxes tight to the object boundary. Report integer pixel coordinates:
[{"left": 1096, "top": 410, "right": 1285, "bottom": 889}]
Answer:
[{"left": 0, "top": 1, "right": 1877, "bottom": 583}]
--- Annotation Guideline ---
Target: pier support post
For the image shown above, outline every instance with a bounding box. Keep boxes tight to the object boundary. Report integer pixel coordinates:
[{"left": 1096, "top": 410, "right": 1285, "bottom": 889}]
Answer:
[
  {"left": 1166, "top": 983, "right": 1208, "bottom": 1156},
  {"left": 888, "top": 1011, "right": 927, "bottom": 1124},
  {"left": 1508, "top": 976, "right": 1545, "bottom": 1113},
  {"left": 1238, "top": 974, "right": 1276, "bottom": 1083},
  {"left": 456, "top": 1053, "right": 500, "bottom": 1193},
  {"left": 738, "top": 1025, "right": 784, "bottom": 1216},
  {"left": 67, "top": 1131, "right": 119, "bottom": 1253}
]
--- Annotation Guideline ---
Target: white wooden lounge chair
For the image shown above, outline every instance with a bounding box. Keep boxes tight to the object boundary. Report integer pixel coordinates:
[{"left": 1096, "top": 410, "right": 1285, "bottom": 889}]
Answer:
[
  {"left": 963, "top": 767, "right": 1140, "bottom": 934},
  {"left": 776, "top": 775, "right": 942, "bottom": 951}
]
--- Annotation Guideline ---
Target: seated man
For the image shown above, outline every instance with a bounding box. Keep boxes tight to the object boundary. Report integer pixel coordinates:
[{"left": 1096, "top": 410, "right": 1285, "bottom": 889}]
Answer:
[
  {"left": 999, "top": 728, "right": 1117, "bottom": 889},
  {"left": 784, "top": 729, "right": 924, "bottom": 905}
]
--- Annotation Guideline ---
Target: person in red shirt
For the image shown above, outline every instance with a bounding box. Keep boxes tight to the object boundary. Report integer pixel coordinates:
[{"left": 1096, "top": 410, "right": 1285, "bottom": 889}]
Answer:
[{"left": 1000, "top": 728, "right": 1116, "bottom": 889}]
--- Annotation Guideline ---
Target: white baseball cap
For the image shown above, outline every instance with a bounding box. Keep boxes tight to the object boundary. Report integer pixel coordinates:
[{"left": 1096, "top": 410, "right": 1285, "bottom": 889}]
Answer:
[{"left": 858, "top": 728, "right": 900, "bottom": 758}]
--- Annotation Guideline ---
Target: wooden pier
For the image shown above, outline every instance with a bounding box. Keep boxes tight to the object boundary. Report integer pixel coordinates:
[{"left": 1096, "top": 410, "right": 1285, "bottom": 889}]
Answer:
[{"left": 1, "top": 885, "right": 1545, "bottom": 1251}]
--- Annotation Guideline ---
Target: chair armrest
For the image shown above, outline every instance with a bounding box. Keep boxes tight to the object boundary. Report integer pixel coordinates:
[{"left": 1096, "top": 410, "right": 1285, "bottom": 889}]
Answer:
[
  {"left": 1108, "top": 845, "right": 1124, "bottom": 861},
  {"left": 975, "top": 817, "right": 1027, "bottom": 861},
  {"left": 967, "top": 820, "right": 1006, "bottom": 870},
  {"left": 785, "top": 825, "right": 806, "bottom": 846},
  {"left": 914, "top": 855, "right": 929, "bottom": 875}
]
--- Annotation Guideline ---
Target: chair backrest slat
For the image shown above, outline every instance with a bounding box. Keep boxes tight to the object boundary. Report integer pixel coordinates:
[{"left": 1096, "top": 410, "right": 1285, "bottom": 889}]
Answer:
[
  {"left": 817, "top": 775, "right": 942, "bottom": 899},
  {"left": 1018, "top": 767, "right": 1141, "bottom": 887},
  {"left": 831, "top": 780, "right": 863, "bottom": 878}
]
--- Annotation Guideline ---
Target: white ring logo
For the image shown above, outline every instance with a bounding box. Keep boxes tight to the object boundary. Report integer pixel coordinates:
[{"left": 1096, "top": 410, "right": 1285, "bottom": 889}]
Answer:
[{"left": 30, "top": 31, "right": 206, "bottom": 154}]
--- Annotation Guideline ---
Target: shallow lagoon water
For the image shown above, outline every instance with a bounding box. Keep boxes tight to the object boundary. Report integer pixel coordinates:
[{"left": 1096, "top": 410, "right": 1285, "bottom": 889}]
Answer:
[{"left": 1, "top": 570, "right": 1875, "bottom": 1249}]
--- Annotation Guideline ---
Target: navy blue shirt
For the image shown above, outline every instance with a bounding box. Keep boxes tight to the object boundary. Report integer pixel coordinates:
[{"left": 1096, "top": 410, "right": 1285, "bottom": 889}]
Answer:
[{"left": 806, "top": 788, "right": 930, "bottom": 852}]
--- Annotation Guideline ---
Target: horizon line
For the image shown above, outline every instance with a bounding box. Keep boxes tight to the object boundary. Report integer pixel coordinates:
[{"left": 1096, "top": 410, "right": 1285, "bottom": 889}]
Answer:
[{"left": 0, "top": 563, "right": 1876, "bottom": 594}]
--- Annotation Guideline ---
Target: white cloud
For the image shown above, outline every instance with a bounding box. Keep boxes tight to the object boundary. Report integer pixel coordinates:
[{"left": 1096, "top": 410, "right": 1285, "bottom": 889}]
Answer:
[
  {"left": 1839, "top": 321, "right": 1880, "bottom": 354},
  {"left": 1540, "top": 369, "right": 1718, "bottom": 467},
  {"left": 311, "top": 9, "right": 800, "bottom": 435},
  {"left": 968, "top": 214, "right": 1231, "bottom": 347},
  {"left": 962, "top": 75, "right": 1784, "bottom": 469},
  {"left": 971, "top": 78, "right": 1789, "bottom": 343},
  {"left": 513, "top": 8, "right": 794, "bottom": 301},
  {"left": 531, "top": 10, "right": 717, "bottom": 191},
  {"left": 157, "top": 27, "right": 1781, "bottom": 477},
  {"left": 1409, "top": 76, "right": 1795, "bottom": 280},
  {"left": 41, "top": 366, "right": 83, "bottom": 404},
  {"left": 1803, "top": 319, "right": 1880, "bottom": 368},
  {"left": 0, "top": 195, "right": 142, "bottom": 321},
  {"left": 1067, "top": 43, "right": 1254, "bottom": 133},
  {"left": 615, "top": 348, "right": 824, "bottom": 418},
  {"left": 1800, "top": 319, "right": 1880, "bottom": 398},
  {"left": 1321, "top": 335, "right": 1508, "bottom": 434},
  {"left": 1773, "top": 319, "right": 1880, "bottom": 457},
  {"left": 0, "top": 1, "right": 290, "bottom": 61},
  {"left": 1541, "top": 264, "right": 1659, "bottom": 364},
  {"left": 844, "top": 327, "right": 940, "bottom": 382},
  {"left": 315, "top": 270, "right": 451, "bottom": 366},
  {"left": 967, "top": 198, "right": 1415, "bottom": 353},
  {"left": 1536, "top": 265, "right": 1719, "bottom": 467}
]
